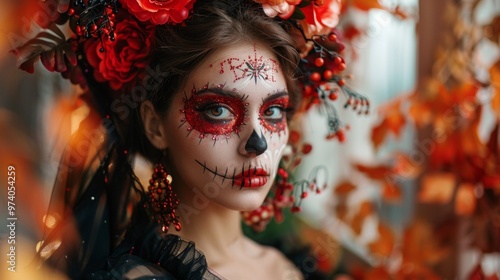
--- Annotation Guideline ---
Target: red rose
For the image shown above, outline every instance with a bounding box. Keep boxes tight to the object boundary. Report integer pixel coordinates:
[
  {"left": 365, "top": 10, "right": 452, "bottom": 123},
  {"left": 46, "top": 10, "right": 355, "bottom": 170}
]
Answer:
[
  {"left": 84, "top": 16, "right": 155, "bottom": 90},
  {"left": 119, "top": 0, "right": 195, "bottom": 25},
  {"left": 255, "top": 0, "right": 301, "bottom": 19},
  {"left": 301, "top": 0, "right": 342, "bottom": 35}
]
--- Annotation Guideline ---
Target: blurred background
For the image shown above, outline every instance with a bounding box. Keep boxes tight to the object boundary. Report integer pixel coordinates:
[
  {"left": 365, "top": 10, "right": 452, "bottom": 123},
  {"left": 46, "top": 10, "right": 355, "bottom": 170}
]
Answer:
[{"left": 0, "top": 0, "right": 499, "bottom": 279}]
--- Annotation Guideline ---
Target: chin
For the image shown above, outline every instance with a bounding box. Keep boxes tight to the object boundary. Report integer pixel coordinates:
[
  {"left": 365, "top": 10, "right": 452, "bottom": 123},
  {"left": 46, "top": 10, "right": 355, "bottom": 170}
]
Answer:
[{"left": 218, "top": 191, "right": 269, "bottom": 212}]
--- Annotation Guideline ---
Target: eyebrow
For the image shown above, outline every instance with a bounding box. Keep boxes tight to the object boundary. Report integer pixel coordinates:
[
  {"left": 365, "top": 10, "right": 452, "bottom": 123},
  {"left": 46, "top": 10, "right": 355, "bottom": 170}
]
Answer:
[
  {"left": 196, "top": 87, "right": 243, "bottom": 98},
  {"left": 196, "top": 87, "right": 289, "bottom": 102},
  {"left": 261, "top": 91, "right": 289, "bottom": 103}
]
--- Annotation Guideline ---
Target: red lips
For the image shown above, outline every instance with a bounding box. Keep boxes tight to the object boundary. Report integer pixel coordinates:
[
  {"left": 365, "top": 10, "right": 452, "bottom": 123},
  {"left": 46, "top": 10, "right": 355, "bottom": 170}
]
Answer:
[{"left": 233, "top": 168, "right": 269, "bottom": 188}]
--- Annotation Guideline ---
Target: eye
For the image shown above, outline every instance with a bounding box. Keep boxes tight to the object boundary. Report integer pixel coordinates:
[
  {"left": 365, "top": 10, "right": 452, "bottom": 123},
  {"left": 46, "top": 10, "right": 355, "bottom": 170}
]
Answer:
[
  {"left": 263, "top": 106, "right": 284, "bottom": 120},
  {"left": 203, "top": 104, "right": 234, "bottom": 120}
]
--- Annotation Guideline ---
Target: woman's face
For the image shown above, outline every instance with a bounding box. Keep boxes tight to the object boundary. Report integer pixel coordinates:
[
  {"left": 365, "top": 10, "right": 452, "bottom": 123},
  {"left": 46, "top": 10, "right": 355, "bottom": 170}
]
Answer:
[{"left": 162, "top": 42, "right": 290, "bottom": 211}]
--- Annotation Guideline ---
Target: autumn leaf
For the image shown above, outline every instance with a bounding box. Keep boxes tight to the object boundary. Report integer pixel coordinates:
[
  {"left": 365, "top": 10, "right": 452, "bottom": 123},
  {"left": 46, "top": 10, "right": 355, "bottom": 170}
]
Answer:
[
  {"left": 393, "top": 153, "right": 423, "bottom": 179},
  {"left": 334, "top": 180, "right": 357, "bottom": 196},
  {"left": 368, "top": 223, "right": 395, "bottom": 258},
  {"left": 348, "top": 0, "right": 385, "bottom": 11},
  {"left": 409, "top": 100, "right": 433, "bottom": 128},
  {"left": 371, "top": 100, "right": 407, "bottom": 150},
  {"left": 490, "top": 61, "right": 500, "bottom": 117},
  {"left": 460, "top": 112, "right": 486, "bottom": 157},
  {"left": 455, "top": 183, "right": 476, "bottom": 216},
  {"left": 350, "top": 211, "right": 364, "bottom": 235},
  {"left": 354, "top": 163, "right": 393, "bottom": 181},
  {"left": 358, "top": 200, "right": 373, "bottom": 217},
  {"left": 451, "top": 82, "right": 479, "bottom": 104},
  {"left": 349, "top": 201, "right": 372, "bottom": 235},
  {"left": 382, "top": 182, "right": 402, "bottom": 203},
  {"left": 384, "top": 101, "right": 407, "bottom": 137},
  {"left": 418, "top": 173, "right": 456, "bottom": 204},
  {"left": 402, "top": 220, "right": 451, "bottom": 265},
  {"left": 429, "top": 137, "right": 457, "bottom": 169},
  {"left": 335, "top": 203, "right": 348, "bottom": 222},
  {"left": 371, "top": 120, "right": 389, "bottom": 150}
]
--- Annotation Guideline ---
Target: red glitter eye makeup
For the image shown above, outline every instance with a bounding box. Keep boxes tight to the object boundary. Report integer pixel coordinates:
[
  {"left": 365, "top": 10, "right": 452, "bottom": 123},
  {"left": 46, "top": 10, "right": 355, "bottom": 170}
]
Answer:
[
  {"left": 181, "top": 86, "right": 248, "bottom": 140},
  {"left": 259, "top": 95, "right": 289, "bottom": 135}
]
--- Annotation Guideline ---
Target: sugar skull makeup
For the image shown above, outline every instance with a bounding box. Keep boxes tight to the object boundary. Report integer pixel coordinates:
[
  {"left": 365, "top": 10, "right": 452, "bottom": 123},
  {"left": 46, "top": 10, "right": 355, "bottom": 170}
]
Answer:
[
  {"left": 214, "top": 43, "right": 279, "bottom": 89},
  {"left": 162, "top": 42, "right": 291, "bottom": 211}
]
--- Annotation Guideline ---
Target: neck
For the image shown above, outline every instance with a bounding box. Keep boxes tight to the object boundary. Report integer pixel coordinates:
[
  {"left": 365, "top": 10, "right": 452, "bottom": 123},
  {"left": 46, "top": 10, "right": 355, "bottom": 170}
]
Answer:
[{"left": 171, "top": 184, "right": 244, "bottom": 263}]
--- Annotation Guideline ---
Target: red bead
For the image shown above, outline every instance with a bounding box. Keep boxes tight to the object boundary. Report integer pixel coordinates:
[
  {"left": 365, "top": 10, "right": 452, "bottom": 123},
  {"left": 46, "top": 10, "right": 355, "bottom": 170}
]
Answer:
[
  {"left": 302, "top": 143, "right": 313, "bottom": 154},
  {"left": 336, "top": 130, "right": 346, "bottom": 142},
  {"left": 328, "top": 33, "right": 338, "bottom": 42},
  {"left": 291, "top": 206, "right": 301, "bottom": 213},
  {"left": 301, "top": 192, "right": 308, "bottom": 199},
  {"left": 328, "top": 92, "right": 338, "bottom": 100},
  {"left": 337, "top": 79, "right": 345, "bottom": 86},
  {"left": 68, "top": 8, "right": 75, "bottom": 16},
  {"left": 174, "top": 223, "right": 182, "bottom": 231},
  {"left": 305, "top": 85, "right": 313, "bottom": 93},
  {"left": 334, "top": 56, "right": 343, "bottom": 65},
  {"left": 323, "top": 70, "right": 333, "bottom": 80},
  {"left": 315, "top": 57, "right": 324, "bottom": 67},
  {"left": 310, "top": 72, "right": 321, "bottom": 82}
]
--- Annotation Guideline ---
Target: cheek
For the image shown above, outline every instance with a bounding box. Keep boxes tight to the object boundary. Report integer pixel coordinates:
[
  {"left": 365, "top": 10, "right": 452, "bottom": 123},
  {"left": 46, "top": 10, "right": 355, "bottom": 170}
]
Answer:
[{"left": 266, "top": 128, "right": 289, "bottom": 158}]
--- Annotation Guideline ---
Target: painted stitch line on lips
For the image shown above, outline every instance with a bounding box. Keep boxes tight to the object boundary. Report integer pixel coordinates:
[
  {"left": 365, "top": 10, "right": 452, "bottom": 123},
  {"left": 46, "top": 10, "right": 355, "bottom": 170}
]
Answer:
[
  {"left": 233, "top": 167, "right": 269, "bottom": 188},
  {"left": 195, "top": 160, "right": 269, "bottom": 188}
]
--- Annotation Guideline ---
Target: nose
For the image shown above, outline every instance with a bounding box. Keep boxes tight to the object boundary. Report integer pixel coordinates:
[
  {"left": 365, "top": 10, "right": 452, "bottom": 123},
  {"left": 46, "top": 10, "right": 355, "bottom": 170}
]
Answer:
[{"left": 244, "top": 129, "right": 268, "bottom": 156}]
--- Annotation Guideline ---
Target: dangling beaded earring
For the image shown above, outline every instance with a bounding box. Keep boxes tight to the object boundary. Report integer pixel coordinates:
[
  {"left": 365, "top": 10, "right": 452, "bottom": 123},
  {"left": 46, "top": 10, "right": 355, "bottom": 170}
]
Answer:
[{"left": 147, "top": 162, "right": 182, "bottom": 232}]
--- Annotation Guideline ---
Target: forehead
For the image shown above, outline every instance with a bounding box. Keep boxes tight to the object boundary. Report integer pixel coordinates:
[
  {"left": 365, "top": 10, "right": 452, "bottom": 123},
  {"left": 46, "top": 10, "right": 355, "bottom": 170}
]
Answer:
[{"left": 186, "top": 42, "right": 287, "bottom": 91}]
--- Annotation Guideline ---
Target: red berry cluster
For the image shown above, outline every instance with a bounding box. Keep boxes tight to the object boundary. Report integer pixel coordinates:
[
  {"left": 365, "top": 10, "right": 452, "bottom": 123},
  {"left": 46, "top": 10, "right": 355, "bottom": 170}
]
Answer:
[
  {"left": 298, "top": 31, "right": 370, "bottom": 141},
  {"left": 68, "top": 0, "right": 118, "bottom": 51},
  {"left": 242, "top": 168, "right": 311, "bottom": 232}
]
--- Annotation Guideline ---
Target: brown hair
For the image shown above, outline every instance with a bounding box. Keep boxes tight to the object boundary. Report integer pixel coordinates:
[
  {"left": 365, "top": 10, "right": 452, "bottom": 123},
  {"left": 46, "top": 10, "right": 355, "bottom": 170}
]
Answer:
[{"left": 137, "top": 0, "right": 300, "bottom": 160}]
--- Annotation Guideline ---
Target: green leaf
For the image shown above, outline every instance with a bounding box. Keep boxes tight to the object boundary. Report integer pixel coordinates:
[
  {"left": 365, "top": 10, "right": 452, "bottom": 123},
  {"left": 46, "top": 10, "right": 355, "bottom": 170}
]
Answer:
[{"left": 291, "top": 8, "right": 306, "bottom": 20}]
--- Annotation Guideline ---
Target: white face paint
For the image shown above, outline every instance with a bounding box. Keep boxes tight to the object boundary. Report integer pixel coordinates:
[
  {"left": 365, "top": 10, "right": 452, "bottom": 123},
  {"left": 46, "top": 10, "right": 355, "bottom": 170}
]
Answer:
[{"left": 162, "top": 42, "right": 290, "bottom": 211}]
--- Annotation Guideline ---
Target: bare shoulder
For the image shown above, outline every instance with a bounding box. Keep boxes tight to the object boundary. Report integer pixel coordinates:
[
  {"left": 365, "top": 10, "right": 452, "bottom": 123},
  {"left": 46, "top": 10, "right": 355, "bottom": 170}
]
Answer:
[{"left": 243, "top": 238, "right": 303, "bottom": 280}]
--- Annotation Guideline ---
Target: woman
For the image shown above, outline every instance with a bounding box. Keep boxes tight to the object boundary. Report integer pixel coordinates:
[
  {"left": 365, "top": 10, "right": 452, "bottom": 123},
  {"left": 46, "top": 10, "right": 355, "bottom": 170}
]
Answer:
[
  {"left": 129, "top": 2, "right": 302, "bottom": 278},
  {"left": 28, "top": 0, "right": 308, "bottom": 279}
]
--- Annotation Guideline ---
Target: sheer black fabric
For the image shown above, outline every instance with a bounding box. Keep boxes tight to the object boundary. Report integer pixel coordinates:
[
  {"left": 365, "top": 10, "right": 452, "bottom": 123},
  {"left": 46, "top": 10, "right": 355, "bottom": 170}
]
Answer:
[{"left": 90, "top": 231, "right": 221, "bottom": 280}]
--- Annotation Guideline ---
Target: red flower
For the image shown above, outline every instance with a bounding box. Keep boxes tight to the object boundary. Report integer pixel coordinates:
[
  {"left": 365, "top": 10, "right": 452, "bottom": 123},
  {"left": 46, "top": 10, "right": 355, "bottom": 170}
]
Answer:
[
  {"left": 119, "top": 0, "right": 195, "bottom": 25},
  {"left": 255, "top": 0, "right": 301, "bottom": 19},
  {"left": 301, "top": 0, "right": 342, "bottom": 35},
  {"left": 84, "top": 16, "right": 155, "bottom": 90}
]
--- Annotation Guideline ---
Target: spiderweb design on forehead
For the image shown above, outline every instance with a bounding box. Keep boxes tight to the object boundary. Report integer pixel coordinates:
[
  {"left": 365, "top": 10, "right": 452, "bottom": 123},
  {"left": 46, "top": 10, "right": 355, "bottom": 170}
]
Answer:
[{"left": 214, "top": 44, "right": 279, "bottom": 86}]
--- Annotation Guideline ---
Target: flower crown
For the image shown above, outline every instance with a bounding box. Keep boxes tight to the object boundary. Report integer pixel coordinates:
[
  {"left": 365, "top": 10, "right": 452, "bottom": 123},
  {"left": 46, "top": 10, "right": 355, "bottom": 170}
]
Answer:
[{"left": 13, "top": 0, "right": 368, "bottom": 141}]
